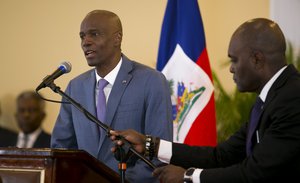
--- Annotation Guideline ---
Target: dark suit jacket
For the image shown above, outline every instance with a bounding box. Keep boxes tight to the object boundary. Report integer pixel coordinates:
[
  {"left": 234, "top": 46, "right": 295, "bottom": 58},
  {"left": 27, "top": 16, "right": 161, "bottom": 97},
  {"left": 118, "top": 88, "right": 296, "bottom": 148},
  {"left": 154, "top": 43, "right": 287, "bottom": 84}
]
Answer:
[
  {"left": 12, "top": 130, "right": 51, "bottom": 148},
  {"left": 51, "top": 55, "right": 173, "bottom": 183},
  {"left": 0, "top": 127, "right": 17, "bottom": 147},
  {"left": 32, "top": 130, "right": 51, "bottom": 148},
  {"left": 171, "top": 64, "right": 300, "bottom": 183},
  {"left": 0, "top": 128, "right": 50, "bottom": 148}
]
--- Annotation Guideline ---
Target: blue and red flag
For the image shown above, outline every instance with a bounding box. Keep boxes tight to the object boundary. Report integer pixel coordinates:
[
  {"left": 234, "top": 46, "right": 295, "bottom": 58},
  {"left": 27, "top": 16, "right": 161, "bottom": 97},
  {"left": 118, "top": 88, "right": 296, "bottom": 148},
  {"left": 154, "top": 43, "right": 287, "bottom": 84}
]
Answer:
[{"left": 157, "top": 0, "right": 217, "bottom": 146}]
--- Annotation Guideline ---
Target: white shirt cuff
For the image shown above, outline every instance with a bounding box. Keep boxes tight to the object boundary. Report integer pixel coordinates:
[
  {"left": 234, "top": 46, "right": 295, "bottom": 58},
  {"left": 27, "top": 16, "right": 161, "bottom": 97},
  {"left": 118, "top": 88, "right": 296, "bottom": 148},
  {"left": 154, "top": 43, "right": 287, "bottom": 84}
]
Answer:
[
  {"left": 157, "top": 140, "right": 203, "bottom": 183},
  {"left": 192, "top": 169, "right": 203, "bottom": 183},
  {"left": 157, "top": 139, "right": 172, "bottom": 163}
]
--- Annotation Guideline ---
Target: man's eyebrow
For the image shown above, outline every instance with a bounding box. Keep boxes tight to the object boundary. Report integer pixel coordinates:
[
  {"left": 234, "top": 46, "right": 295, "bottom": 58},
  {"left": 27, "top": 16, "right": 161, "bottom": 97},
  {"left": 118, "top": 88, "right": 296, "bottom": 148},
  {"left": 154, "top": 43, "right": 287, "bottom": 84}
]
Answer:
[{"left": 79, "top": 29, "right": 99, "bottom": 34}]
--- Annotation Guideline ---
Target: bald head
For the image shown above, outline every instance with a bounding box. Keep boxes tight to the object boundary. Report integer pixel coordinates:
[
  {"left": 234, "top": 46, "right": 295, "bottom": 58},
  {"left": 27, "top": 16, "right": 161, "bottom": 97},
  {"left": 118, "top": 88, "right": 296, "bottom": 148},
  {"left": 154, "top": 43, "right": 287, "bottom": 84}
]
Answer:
[
  {"left": 17, "top": 91, "right": 45, "bottom": 110},
  {"left": 232, "top": 18, "right": 286, "bottom": 65},
  {"left": 228, "top": 18, "right": 287, "bottom": 93},
  {"left": 83, "top": 10, "right": 122, "bottom": 35},
  {"left": 16, "top": 91, "right": 46, "bottom": 134}
]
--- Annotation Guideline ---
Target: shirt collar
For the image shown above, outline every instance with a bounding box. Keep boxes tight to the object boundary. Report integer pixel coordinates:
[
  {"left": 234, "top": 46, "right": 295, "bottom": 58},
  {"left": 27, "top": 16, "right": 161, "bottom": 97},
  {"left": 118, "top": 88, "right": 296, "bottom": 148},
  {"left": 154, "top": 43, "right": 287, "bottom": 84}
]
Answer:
[
  {"left": 19, "top": 127, "right": 42, "bottom": 140},
  {"left": 259, "top": 65, "right": 287, "bottom": 102},
  {"left": 95, "top": 57, "right": 123, "bottom": 86}
]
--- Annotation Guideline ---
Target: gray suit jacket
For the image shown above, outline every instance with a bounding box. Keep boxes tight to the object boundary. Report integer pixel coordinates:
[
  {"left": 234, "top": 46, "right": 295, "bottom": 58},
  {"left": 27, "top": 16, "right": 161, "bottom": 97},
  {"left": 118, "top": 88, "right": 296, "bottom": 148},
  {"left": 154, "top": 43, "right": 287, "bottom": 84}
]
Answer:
[{"left": 51, "top": 55, "right": 173, "bottom": 182}]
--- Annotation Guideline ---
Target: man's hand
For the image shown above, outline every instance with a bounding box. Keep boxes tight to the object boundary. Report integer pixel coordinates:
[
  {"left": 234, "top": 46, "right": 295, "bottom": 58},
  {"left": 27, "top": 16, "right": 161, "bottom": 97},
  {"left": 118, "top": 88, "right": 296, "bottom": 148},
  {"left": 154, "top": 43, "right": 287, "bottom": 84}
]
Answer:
[
  {"left": 110, "top": 129, "right": 146, "bottom": 154},
  {"left": 153, "top": 164, "right": 186, "bottom": 183}
]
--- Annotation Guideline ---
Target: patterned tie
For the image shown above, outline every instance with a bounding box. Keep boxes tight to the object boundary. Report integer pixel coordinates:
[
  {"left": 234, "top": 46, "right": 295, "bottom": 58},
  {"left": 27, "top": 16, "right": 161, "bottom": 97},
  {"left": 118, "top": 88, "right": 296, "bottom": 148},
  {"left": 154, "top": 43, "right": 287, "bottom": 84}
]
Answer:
[
  {"left": 97, "top": 79, "right": 109, "bottom": 122},
  {"left": 246, "top": 97, "right": 264, "bottom": 156}
]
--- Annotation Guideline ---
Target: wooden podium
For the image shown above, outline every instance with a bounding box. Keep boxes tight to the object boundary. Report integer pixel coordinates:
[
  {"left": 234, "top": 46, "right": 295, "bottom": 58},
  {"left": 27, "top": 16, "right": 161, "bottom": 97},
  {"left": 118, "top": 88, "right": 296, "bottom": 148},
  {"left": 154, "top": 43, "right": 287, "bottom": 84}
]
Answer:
[{"left": 0, "top": 148, "right": 122, "bottom": 183}]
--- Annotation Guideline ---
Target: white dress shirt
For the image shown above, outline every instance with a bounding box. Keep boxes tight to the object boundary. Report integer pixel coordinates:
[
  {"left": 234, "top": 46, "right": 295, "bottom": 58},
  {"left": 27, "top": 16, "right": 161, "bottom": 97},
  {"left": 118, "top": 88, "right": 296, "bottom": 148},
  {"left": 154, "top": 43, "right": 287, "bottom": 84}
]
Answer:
[
  {"left": 16, "top": 128, "right": 42, "bottom": 148},
  {"left": 95, "top": 58, "right": 122, "bottom": 104}
]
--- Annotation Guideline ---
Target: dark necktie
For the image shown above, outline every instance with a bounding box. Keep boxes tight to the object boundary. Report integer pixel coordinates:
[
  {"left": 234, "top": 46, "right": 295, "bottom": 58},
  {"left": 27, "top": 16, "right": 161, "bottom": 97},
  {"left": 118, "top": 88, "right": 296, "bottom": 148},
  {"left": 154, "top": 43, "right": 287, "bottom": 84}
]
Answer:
[
  {"left": 246, "top": 97, "right": 264, "bottom": 156},
  {"left": 97, "top": 79, "right": 109, "bottom": 122}
]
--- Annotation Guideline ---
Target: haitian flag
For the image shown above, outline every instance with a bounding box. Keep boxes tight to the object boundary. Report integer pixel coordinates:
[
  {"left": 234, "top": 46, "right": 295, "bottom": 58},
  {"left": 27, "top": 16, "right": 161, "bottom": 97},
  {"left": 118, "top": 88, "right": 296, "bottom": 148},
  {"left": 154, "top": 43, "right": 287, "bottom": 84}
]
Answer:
[{"left": 157, "top": 0, "right": 217, "bottom": 146}]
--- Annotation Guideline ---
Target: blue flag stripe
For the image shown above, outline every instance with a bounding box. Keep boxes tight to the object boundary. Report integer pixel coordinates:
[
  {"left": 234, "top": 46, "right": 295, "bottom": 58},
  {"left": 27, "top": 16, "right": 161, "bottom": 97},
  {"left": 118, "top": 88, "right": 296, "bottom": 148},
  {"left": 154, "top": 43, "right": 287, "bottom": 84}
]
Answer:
[{"left": 157, "top": 0, "right": 206, "bottom": 71}]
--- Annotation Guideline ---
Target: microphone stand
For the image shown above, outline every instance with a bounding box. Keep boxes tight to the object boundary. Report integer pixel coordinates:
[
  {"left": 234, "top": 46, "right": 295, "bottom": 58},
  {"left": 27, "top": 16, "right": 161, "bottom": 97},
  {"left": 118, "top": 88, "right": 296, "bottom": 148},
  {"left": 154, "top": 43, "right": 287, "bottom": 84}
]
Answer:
[{"left": 45, "top": 82, "right": 156, "bottom": 183}]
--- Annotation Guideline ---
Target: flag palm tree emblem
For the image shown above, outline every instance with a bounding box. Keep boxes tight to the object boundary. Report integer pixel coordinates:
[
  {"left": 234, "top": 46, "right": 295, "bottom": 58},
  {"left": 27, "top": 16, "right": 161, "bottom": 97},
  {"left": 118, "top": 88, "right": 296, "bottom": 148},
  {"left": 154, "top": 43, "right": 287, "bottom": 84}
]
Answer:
[{"left": 170, "top": 80, "right": 206, "bottom": 141}]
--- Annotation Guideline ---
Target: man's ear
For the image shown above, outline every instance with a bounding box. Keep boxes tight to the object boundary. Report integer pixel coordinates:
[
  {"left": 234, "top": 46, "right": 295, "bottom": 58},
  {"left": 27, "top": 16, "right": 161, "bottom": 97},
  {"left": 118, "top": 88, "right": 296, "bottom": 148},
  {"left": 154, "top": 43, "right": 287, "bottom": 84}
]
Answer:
[
  {"left": 253, "top": 50, "right": 265, "bottom": 69},
  {"left": 114, "top": 31, "right": 122, "bottom": 46}
]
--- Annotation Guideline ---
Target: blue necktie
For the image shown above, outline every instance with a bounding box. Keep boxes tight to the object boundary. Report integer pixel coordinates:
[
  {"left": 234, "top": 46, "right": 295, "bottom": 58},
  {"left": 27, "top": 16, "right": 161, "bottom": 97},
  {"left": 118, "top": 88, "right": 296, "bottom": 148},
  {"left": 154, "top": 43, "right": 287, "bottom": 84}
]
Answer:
[
  {"left": 246, "top": 97, "right": 264, "bottom": 156},
  {"left": 97, "top": 79, "right": 109, "bottom": 122}
]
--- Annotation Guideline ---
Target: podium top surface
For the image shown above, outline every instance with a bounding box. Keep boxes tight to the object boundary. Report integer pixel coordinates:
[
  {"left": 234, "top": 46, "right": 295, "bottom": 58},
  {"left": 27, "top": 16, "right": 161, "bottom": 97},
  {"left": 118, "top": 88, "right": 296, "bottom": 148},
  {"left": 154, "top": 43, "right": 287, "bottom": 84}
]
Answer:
[{"left": 0, "top": 147, "right": 84, "bottom": 157}]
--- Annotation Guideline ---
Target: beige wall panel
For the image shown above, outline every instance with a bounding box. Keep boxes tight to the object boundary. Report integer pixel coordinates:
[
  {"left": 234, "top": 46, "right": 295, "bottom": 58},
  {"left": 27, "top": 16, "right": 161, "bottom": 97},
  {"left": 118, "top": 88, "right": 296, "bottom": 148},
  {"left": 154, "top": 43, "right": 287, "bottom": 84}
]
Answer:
[{"left": 0, "top": 0, "right": 269, "bottom": 133}]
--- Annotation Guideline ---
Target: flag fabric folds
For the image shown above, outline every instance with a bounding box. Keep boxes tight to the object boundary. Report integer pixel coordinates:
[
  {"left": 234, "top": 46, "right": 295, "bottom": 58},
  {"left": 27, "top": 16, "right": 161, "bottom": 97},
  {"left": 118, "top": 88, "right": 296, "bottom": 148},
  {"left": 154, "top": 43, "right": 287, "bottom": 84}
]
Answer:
[{"left": 157, "top": 0, "right": 217, "bottom": 146}]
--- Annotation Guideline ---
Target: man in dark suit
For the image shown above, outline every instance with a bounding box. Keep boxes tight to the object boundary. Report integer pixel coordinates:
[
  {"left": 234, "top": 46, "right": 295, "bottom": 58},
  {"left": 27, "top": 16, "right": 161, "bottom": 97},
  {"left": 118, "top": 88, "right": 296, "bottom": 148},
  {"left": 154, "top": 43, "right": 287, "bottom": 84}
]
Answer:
[
  {"left": 0, "top": 127, "right": 16, "bottom": 147},
  {"left": 14, "top": 91, "right": 51, "bottom": 148},
  {"left": 0, "top": 102, "right": 17, "bottom": 147},
  {"left": 111, "top": 18, "right": 300, "bottom": 182},
  {"left": 51, "top": 10, "right": 173, "bottom": 183}
]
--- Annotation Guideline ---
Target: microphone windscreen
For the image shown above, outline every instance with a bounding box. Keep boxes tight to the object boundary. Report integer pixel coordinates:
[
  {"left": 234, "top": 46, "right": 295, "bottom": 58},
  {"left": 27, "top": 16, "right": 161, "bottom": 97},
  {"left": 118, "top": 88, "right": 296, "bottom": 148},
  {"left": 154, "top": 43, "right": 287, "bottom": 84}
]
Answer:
[{"left": 60, "top": 61, "right": 72, "bottom": 73}]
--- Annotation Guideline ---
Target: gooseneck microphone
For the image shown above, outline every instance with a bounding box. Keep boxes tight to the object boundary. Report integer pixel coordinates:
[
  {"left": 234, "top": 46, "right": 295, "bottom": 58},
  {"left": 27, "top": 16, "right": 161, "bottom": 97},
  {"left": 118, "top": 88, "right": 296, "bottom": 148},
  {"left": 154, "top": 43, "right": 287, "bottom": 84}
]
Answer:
[{"left": 36, "top": 61, "right": 72, "bottom": 91}]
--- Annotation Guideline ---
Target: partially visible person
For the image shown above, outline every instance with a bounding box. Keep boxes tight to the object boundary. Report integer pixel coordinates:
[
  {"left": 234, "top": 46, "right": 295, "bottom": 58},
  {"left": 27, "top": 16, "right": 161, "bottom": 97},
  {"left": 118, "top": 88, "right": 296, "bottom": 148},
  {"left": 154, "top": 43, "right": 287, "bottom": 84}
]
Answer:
[
  {"left": 0, "top": 127, "right": 16, "bottom": 147},
  {"left": 0, "top": 102, "right": 17, "bottom": 147},
  {"left": 51, "top": 10, "right": 173, "bottom": 183},
  {"left": 111, "top": 18, "right": 300, "bottom": 182},
  {"left": 14, "top": 91, "right": 51, "bottom": 148}
]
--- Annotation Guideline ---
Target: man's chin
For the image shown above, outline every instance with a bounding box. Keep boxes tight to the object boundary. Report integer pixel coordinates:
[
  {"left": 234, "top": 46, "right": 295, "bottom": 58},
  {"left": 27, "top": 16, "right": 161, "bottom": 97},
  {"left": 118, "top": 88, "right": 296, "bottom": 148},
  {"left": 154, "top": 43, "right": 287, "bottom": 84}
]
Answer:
[
  {"left": 236, "top": 86, "right": 247, "bottom": 93},
  {"left": 86, "top": 59, "right": 97, "bottom": 67}
]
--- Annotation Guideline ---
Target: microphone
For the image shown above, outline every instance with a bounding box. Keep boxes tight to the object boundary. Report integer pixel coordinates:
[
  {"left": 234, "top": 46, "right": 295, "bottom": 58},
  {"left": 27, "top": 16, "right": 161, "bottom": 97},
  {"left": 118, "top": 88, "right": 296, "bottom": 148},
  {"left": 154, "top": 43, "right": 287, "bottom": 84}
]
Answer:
[{"left": 36, "top": 61, "right": 72, "bottom": 91}]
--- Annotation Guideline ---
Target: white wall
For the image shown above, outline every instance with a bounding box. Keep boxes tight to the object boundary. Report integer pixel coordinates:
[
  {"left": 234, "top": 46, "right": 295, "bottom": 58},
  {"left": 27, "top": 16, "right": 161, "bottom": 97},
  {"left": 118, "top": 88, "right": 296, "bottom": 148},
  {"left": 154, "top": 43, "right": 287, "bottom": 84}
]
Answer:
[{"left": 270, "top": 0, "right": 300, "bottom": 58}]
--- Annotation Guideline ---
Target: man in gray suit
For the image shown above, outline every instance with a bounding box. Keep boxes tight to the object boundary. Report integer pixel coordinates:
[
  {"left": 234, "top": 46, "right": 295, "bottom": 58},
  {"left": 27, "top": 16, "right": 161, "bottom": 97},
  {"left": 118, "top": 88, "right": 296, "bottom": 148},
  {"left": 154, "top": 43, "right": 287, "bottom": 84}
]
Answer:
[{"left": 51, "top": 10, "right": 173, "bottom": 182}]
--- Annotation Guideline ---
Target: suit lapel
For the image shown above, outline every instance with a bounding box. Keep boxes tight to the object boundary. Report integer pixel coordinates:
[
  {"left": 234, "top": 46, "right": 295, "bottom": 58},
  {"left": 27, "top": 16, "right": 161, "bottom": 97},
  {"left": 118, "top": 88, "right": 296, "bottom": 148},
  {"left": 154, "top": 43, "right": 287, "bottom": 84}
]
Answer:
[
  {"left": 83, "top": 70, "right": 101, "bottom": 146},
  {"left": 254, "top": 65, "right": 297, "bottom": 142},
  {"left": 264, "top": 65, "right": 297, "bottom": 107},
  {"left": 98, "top": 56, "right": 133, "bottom": 152},
  {"left": 33, "top": 131, "right": 51, "bottom": 148},
  {"left": 106, "top": 58, "right": 133, "bottom": 127},
  {"left": 33, "top": 131, "right": 43, "bottom": 148}
]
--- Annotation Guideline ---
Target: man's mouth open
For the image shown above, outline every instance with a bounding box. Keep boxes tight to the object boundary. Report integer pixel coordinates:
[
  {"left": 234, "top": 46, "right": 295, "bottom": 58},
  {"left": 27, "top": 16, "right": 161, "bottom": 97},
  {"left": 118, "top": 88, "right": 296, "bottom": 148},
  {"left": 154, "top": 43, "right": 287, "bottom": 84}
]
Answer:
[{"left": 85, "top": 50, "right": 96, "bottom": 58}]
